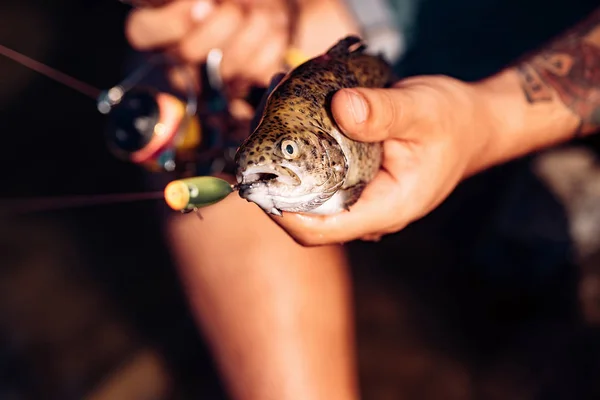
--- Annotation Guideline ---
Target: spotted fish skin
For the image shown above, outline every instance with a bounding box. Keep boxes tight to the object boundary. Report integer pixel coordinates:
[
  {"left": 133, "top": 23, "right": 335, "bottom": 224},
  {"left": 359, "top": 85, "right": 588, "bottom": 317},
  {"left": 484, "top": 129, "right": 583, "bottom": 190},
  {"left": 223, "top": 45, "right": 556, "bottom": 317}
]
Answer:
[{"left": 234, "top": 36, "right": 395, "bottom": 216}]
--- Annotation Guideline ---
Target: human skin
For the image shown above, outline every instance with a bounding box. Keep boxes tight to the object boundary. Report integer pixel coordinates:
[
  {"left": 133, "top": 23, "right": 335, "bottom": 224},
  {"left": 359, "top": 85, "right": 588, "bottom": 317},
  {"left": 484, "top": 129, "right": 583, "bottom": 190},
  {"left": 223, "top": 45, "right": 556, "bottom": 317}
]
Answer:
[
  {"left": 126, "top": 1, "right": 599, "bottom": 398},
  {"left": 273, "top": 6, "right": 600, "bottom": 246},
  {"left": 127, "top": 1, "right": 364, "bottom": 400},
  {"left": 126, "top": 0, "right": 358, "bottom": 86},
  {"left": 165, "top": 195, "right": 357, "bottom": 400}
]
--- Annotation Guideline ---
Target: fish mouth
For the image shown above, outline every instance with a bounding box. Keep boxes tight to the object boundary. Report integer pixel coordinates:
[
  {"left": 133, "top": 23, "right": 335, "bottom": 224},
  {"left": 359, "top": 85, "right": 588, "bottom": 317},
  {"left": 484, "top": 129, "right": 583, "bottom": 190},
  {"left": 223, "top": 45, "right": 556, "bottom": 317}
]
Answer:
[{"left": 238, "top": 165, "right": 301, "bottom": 187}]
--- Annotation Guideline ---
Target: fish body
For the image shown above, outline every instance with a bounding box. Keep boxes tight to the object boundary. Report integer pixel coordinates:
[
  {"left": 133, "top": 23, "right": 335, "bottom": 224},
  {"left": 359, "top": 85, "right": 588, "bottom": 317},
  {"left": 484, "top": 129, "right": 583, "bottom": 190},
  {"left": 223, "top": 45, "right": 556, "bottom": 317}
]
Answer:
[{"left": 234, "top": 36, "right": 395, "bottom": 216}]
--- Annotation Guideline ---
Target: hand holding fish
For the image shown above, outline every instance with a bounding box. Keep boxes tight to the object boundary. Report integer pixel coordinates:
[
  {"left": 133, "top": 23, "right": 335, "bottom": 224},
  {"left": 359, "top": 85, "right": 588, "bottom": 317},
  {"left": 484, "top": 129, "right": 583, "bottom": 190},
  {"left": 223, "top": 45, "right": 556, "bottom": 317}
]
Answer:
[
  {"left": 264, "top": 6, "right": 600, "bottom": 246},
  {"left": 270, "top": 75, "right": 498, "bottom": 245},
  {"left": 232, "top": 37, "right": 498, "bottom": 244}
]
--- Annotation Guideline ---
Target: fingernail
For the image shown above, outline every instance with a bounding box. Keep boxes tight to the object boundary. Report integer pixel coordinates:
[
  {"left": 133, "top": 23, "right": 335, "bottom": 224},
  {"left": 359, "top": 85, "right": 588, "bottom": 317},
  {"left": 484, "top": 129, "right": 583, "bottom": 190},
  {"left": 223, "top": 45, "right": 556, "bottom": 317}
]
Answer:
[
  {"left": 345, "top": 89, "right": 367, "bottom": 124},
  {"left": 191, "top": 1, "right": 214, "bottom": 22}
]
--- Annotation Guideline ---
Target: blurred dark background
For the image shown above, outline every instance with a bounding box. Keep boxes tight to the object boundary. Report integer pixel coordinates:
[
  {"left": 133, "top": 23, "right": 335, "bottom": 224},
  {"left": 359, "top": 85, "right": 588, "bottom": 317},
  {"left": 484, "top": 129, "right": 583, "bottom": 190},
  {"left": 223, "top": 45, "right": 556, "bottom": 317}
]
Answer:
[{"left": 1, "top": 0, "right": 600, "bottom": 399}]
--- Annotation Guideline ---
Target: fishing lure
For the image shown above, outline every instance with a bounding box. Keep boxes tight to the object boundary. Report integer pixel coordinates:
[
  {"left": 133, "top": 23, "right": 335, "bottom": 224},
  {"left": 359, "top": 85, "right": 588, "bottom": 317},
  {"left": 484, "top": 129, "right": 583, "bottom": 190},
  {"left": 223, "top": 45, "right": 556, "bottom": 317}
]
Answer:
[
  {"left": 0, "top": 18, "right": 229, "bottom": 213},
  {"left": 0, "top": 0, "right": 308, "bottom": 214},
  {"left": 164, "top": 176, "right": 234, "bottom": 212}
]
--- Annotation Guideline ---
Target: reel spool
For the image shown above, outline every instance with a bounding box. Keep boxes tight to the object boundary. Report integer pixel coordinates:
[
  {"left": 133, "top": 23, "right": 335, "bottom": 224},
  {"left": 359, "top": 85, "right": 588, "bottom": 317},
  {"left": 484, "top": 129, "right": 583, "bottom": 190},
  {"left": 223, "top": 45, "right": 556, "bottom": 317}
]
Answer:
[{"left": 97, "top": 55, "right": 201, "bottom": 173}]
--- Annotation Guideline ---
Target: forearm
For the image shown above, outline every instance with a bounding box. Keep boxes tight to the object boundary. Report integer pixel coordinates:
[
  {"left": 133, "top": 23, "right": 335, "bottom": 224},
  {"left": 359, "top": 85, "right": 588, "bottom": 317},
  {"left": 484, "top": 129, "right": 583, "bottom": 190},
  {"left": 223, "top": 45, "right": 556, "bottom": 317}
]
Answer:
[
  {"left": 165, "top": 197, "right": 358, "bottom": 400},
  {"left": 473, "top": 7, "right": 600, "bottom": 173}
]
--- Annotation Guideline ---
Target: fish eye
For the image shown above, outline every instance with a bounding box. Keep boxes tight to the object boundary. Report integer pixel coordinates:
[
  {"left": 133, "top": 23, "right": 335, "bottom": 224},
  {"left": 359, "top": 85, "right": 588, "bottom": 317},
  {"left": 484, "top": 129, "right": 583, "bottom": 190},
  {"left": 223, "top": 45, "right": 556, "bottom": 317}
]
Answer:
[{"left": 281, "top": 139, "right": 299, "bottom": 159}]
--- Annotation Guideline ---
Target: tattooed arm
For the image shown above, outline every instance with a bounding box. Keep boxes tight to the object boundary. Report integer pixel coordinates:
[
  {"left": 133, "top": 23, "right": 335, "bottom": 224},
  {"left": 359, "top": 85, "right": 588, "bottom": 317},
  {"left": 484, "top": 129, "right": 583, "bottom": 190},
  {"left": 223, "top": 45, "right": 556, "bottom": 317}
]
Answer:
[
  {"left": 515, "top": 7, "right": 600, "bottom": 136},
  {"left": 473, "top": 6, "right": 600, "bottom": 171},
  {"left": 272, "top": 6, "right": 600, "bottom": 245}
]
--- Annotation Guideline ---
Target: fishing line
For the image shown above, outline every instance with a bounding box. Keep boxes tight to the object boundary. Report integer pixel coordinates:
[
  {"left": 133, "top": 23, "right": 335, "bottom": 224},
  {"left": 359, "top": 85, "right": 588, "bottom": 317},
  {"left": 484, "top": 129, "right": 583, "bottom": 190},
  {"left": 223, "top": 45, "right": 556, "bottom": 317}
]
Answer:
[
  {"left": 0, "top": 44, "right": 172, "bottom": 213},
  {"left": 1, "top": 191, "right": 165, "bottom": 215},
  {"left": 0, "top": 32, "right": 202, "bottom": 212},
  {"left": 0, "top": 43, "right": 101, "bottom": 99},
  {"left": 0, "top": 0, "right": 308, "bottom": 214}
]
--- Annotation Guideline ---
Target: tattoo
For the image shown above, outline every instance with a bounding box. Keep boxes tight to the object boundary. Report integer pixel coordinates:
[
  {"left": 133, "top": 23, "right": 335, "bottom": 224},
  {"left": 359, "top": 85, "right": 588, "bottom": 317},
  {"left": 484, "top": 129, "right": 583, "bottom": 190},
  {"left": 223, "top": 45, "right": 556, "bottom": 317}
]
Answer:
[{"left": 516, "top": 7, "right": 600, "bottom": 136}]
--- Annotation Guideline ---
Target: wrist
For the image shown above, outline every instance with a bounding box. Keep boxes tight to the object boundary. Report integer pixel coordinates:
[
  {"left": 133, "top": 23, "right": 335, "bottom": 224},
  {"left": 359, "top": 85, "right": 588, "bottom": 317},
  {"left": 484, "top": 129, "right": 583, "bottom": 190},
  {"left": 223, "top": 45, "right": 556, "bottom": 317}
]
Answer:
[{"left": 468, "top": 67, "right": 581, "bottom": 175}]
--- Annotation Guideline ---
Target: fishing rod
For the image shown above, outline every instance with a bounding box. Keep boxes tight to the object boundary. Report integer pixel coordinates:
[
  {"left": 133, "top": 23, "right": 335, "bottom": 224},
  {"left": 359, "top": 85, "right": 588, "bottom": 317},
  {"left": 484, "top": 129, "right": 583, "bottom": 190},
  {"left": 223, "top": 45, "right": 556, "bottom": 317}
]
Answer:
[
  {"left": 0, "top": 40, "right": 237, "bottom": 214},
  {"left": 0, "top": 0, "right": 308, "bottom": 215}
]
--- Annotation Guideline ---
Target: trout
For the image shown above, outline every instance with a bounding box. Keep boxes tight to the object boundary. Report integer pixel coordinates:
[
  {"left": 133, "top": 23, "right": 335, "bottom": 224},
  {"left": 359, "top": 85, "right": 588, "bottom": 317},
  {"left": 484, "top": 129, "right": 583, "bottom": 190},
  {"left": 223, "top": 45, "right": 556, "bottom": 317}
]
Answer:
[{"left": 234, "top": 36, "right": 395, "bottom": 216}]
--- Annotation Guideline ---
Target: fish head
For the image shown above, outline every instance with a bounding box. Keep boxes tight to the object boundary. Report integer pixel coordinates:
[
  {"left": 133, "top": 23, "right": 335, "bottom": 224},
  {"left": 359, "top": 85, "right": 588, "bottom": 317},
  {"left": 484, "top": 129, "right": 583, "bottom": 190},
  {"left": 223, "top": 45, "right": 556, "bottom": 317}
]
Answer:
[{"left": 234, "top": 122, "right": 347, "bottom": 215}]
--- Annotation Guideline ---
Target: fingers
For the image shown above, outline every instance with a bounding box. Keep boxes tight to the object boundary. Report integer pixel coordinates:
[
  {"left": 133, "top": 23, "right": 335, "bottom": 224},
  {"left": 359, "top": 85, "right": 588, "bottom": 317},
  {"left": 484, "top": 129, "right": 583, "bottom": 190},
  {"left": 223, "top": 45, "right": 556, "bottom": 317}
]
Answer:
[
  {"left": 126, "top": 1, "right": 245, "bottom": 62},
  {"left": 271, "top": 171, "right": 406, "bottom": 246},
  {"left": 126, "top": 0, "right": 288, "bottom": 85},
  {"left": 219, "top": 8, "right": 285, "bottom": 80},
  {"left": 242, "top": 34, "right": 288, "bottom": 85},
  {"left": 126, "top": 0, "right": 212, "bottom": 50},
  {"left": 219, "top": 11, "right": 270, "bottom": 79},
  {"left": 330, "top": 87, "right": 416, "bottom": 142},
  {"left": 177, "top": 2, "right": 244, "bottom": 62}
]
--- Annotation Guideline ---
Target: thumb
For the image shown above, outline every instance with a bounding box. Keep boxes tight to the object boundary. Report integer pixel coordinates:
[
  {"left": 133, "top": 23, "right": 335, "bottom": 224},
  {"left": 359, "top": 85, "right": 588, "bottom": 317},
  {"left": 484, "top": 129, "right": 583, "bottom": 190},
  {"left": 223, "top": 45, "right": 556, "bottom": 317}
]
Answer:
[{"left": 330, "top": 87, "right": 414, "bottom": 142}]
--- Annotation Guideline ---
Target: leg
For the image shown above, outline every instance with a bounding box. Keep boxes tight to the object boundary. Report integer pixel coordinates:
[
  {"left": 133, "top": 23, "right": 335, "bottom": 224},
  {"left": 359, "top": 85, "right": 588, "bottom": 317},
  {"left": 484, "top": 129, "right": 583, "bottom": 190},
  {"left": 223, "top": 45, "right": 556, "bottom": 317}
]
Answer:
[{"left": 165, "top": 193, "right": 359, "bottom": 400}]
